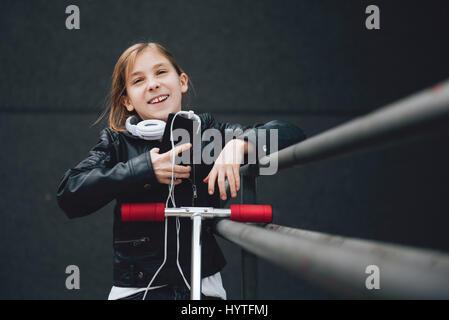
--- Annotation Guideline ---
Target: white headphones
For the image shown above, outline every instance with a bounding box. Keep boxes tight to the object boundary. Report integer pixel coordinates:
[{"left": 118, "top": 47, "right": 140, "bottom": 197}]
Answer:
[
  {"left": 125, "top": 110, "right": 201, "bottom": 140},
  {"left": 125, "top": 116, "right": 166, "bottom": 140}
]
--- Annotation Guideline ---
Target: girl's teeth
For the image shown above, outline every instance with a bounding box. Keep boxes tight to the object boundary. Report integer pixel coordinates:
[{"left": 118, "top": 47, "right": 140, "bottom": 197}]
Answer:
[{"left": 151, "top": 95, "right": 168, "bottom": 103}]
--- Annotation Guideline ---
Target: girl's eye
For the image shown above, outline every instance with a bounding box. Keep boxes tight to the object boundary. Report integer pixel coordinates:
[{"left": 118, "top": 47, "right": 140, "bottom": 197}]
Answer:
[
  {"left": 157, "top": 70, "right": 167, "bottom": 75},
  {"left": 133, "top": 78, "right": 143, "bottom": 84}
]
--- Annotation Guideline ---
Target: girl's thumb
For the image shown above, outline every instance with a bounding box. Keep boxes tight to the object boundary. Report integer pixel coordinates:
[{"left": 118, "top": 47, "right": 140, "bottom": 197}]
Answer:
[{"left": 150, "top": 147, "right": 160, "bottom": 154}]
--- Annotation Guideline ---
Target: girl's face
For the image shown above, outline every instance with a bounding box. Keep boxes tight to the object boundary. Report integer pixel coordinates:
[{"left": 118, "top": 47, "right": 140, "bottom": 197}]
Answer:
[{"left": 123, "top": 47, "right": 188, "bottom": 122}]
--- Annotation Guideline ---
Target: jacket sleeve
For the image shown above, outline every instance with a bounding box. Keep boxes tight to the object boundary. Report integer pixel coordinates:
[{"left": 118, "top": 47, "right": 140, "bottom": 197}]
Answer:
[
  {"left": 56, "top": 128, "right": 158, "bottom": 219},
  {"left": 201, "top": 113, "right": 307, "bottom": 158}
]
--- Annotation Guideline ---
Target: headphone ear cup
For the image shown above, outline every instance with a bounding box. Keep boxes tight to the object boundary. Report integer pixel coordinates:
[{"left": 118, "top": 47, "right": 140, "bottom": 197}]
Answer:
[
  {"left": 136, "top": 120, "right": 166, "bottom": 140},
  {"left": 125, "top": 116, "right": 139, "bottom": 137}
]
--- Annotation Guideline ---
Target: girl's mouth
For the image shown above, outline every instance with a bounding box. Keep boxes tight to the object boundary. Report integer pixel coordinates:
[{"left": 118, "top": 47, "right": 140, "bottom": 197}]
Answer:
[{"left": 148, "top": 95, "right": 169, "bottom": 105}]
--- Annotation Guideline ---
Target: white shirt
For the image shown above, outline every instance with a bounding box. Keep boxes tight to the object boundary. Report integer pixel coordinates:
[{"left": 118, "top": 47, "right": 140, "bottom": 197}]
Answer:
[{"left": 108, "top": 272, "right": 226, "bottom": 300}]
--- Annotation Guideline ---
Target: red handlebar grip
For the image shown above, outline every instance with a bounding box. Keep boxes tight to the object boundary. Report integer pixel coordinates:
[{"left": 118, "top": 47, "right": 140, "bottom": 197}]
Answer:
[
  {"left": 230, "top": 204, "right": 272, "bottom": 223},
  {"left": 121, "top": 203, "right": 165, "bottom": 222}
]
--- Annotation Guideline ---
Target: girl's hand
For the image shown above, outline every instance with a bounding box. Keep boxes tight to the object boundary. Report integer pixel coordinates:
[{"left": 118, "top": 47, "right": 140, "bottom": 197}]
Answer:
[
  {"left": 150, "top": 143, "right": 192, "bottom": 185},
  {"left": 203, "top": 139, "right": 248, "bottom": 200}
]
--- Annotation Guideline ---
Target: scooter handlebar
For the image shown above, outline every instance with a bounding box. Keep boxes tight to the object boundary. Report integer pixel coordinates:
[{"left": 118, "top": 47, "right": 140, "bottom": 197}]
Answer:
[
  {"left": 121, "top": 203, "right": 165, "bottom": 222},
  {"left": 121, "top": 203, "right": 272, "bottom": 223},
  {"left": 230, "top": 204, "right": 272, "bottom": 223}
]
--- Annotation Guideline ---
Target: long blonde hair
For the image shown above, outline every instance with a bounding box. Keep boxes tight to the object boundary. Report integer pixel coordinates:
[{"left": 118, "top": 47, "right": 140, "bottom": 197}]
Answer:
[{"left": 92, "top": 42, "right": 194, "bottom": 132}]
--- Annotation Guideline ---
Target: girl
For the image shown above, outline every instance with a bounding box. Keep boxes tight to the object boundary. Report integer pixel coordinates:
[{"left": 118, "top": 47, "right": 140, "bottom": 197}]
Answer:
[{"left": 56, "top": 42, "right": 306, "bottom": 300}]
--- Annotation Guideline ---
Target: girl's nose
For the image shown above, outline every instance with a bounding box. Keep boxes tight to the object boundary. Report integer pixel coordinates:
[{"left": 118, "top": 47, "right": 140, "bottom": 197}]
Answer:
[{"left": 147, "top": 79, "right": 160, "bottom": 91}]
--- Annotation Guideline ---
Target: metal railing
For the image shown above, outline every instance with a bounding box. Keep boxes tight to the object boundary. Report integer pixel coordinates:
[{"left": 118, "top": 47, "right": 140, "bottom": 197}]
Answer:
[{"left": 214, "top": 80, "right": 449, "bottom": 299}]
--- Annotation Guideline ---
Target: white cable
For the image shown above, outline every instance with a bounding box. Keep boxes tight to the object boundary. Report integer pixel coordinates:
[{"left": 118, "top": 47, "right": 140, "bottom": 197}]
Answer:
[
  {"left": 141, "top": 110, "right": 201, "bottom": 299},
  {"left": 140, "top": 113, "right": 176, "bottom": 300},
  {"left": 168, "top": 111, "right": 201, "bottom": 291},
  {"left": 176, "top": 216, "right": 191, "bottom": 290},
  {"left": 166, "top": 112, "right": 180, "bottom": 208},
  {"left": 142, "top": 218, "right": 168, "bottom": 300}
]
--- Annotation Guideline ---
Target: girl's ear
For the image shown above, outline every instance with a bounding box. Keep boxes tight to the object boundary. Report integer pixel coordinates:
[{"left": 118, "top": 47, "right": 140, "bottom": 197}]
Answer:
[
  {"left": 180, "top": 73, "right": 189, "bottom": 94},
  {"left": 122, "top": 96, "right": 134, "bottom": 112}
]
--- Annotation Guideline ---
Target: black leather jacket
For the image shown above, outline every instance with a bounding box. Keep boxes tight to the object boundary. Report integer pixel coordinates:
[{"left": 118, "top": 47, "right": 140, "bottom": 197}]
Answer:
[{"left": 56, "top": 113, "right": 306, "bottom": 287}]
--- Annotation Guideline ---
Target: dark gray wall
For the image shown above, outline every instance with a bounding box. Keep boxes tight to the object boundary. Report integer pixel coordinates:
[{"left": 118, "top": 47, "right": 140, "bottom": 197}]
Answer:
[{"left": 1, "top": 0, "right": 449, "bottom": 299}]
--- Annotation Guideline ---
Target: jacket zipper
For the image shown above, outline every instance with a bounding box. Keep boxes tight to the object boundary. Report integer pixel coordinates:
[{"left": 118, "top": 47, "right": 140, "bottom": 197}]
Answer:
[
  {"left": 187, "top": 166, "right": 198, "bottom": 207},
  {"left": 192, "top": 163, "right": 197, "bottom": 206},
  {"left": 114, "top": 237, "right": 150, "bottom": 246}
]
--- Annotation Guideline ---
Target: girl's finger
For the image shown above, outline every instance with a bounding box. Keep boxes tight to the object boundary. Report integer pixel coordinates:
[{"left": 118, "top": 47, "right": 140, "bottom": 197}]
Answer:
[
  {"left": 160, "top": 164, "right": 191, "bottom": 173},
  {"left": 208, "top": 169, "right": 218, "bottom": 195},
  {"left": 226, "top": 167, "right": 236, "bottom": 198},
  {"left": 173, "top": 165, "right": 191, "bottom": 173},
  {"left": 232, "top": 165, "right": 240, "bottom": 192},
  {"left": 159, "top": 172, "right": 190, "bottom": 179},
  {"left": 168, "top": 143, "right": 192, "bottom": 158},
  {"left": 217, "top": 170, "right": 226, "bottom": 200}
]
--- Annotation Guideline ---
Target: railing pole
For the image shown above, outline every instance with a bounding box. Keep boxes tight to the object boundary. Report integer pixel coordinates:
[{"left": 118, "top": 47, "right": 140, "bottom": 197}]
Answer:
[
  {"left": 216, "top": 220, "right": 449, "bottom": 299},
  {"left": 240, "top": 165, "right": 258, "bottom": 299},
  {"left": 242, "top": 79, "right": 449, "bottom": 175}
]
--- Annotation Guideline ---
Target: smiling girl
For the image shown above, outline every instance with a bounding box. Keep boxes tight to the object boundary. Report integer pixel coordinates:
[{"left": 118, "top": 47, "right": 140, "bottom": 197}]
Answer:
[{"left": 56, "top": 42, "right": 306, "bottom": 300}]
